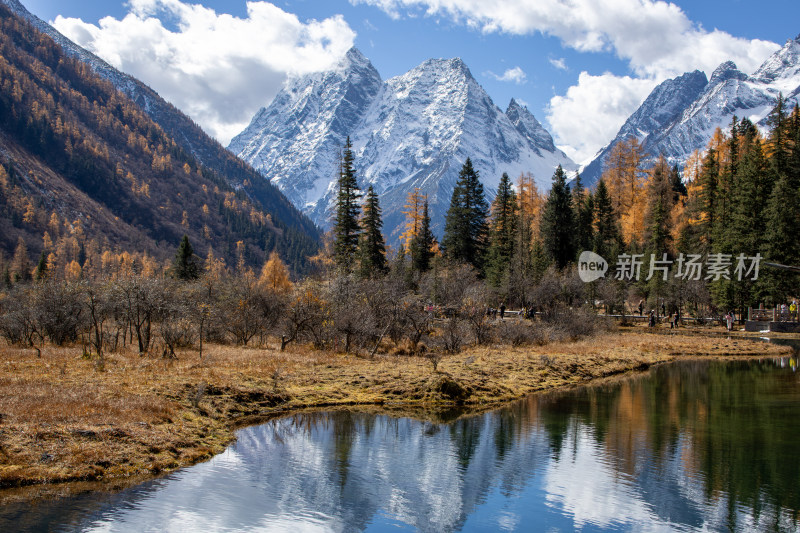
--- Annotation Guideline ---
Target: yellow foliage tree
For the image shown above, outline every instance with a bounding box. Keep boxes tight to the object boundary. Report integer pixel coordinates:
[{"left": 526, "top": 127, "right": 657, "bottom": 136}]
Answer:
[
  {"left": 259, "top": 251, "right": 293, "bottom": 294},
  {"left": 65, "top": 260, "right": 82, "bottom": 282},
  {"left": 400, "top": 188, "right": 424, "bottom": 251},
  {"left": 603, "top": 137, "right": 648, "bottom": 245}
]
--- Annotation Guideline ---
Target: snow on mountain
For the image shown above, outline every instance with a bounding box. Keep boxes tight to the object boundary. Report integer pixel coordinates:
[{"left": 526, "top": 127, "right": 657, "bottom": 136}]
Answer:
[
  {"left": 582, "top": 35, "right": 800, "bottom": 186},
  {"left": 229, "top": 48, "right": 383, "bottom": 224},
  {"left": 580, "top": 70, "right": 709, "bottom": 186},
  {"left": 230, "top": 48, "right": 576, "bottom": 242}
]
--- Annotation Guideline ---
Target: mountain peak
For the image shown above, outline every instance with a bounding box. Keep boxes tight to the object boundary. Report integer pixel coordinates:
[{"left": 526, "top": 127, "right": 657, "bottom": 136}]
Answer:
[
  {"left": 416, "top": 57, "right": 472, "bottom": 77},
  {"left": 342, "top": 47, "right": 371, "bottom": 69},
  {"left": 752, "top": 36, "right": 800, "bottom": 84},
  {"left": 230, "top": 50, "right": 575, "bottom": 241},
  {"left": 709, "top": 61, "right": 747, "bottom": 85},
  {"left": 505, "top": 98, "right": 557, "bottom": 154},
  {"left": 507, "top": 98, "right": 523, "bottom": 112}
]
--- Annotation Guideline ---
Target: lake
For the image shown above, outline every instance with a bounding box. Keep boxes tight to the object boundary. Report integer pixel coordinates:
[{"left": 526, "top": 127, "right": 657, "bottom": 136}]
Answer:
[{"left": 3, "top": 356, "right": 800, "bottom": 532}]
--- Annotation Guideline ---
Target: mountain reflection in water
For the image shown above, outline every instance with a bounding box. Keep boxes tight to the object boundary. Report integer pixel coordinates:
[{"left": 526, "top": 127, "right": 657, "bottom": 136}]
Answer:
[{"left": 3, "top": 357, "right": 800, "bottom": 532}]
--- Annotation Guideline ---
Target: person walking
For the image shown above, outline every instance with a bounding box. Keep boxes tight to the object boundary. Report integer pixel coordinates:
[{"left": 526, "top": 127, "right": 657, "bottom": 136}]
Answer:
[{"left": 499, "top": 302, "right": 506, "bottom": 320}]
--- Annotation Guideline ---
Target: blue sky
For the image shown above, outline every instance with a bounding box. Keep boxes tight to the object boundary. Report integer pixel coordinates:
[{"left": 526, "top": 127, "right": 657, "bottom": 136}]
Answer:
[{"left": 21, "top": 0, "right": 799, "bottom": 163}]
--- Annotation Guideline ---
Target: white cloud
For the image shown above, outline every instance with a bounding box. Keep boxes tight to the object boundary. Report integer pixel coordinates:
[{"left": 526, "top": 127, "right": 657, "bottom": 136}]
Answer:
[
  {"left": 546, "top": 72, "right": 657, "bottom": 164},
  {"left": 549, "top": 57, "right": 567, "bottom": 71},
  {"left": 352, "top": 0, "right": 777, "bottom": 77},
  {"left": 54, "top": 0, "right": 356, "bottom": 144},
  {"left": 486, "top": 66, "right": 527, "bottom": 84},
  {"left": 352, "top": 0, "right": 780, "bottom": 159}
]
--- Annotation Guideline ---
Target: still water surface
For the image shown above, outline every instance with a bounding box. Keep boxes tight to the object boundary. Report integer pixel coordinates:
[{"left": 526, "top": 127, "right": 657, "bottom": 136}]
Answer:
[{"left": 3, "top": 357, "right": 800, "bottom": 532}]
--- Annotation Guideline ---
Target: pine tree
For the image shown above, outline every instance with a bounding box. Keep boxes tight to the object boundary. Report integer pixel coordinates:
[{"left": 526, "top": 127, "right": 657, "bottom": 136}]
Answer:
[
  {"left": 486, "top": 172, "right": 518, "bottom": 286},
  {"left": 333, "top": 137, "right": 361, "bottom": 271},
  {"left": 592, "top": 179, "right": 621, "bottom": 260},
  {"left": 410, "top": 199, "right": 436, "bottom": 273},
  {"left": 695, "top": 147, "right": 720, "bottom": 251},
  {"left": 357, "top": 186, "right": 388, "bottom": 277},
  {"left": 442, "top": 158, "right": 489, "bottom": 271},
  {"left": 720, "top": 125, "right": 773, "bottom": 312},
  {"left": 571, "top": 173, "right": 594, "bottom": 254},
  {"left": 34, "top": 250, "right": 47, "bottom": 281},
  {"left": 643, "top": 157, "right": 674, "bottom": 255},
  {"left": 540, "top": 165, "right": 575, "bottom": 269},
  {"left": 762, "top": 103, "right": 800, "bottom": 303},
  {"left": 172, "top": 234, "right": 200, "bottom": 280}
]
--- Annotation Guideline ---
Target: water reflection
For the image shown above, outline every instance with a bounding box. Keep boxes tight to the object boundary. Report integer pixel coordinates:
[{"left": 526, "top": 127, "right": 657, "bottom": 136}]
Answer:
[{"left": 3, "top": 357, "right": 800, "bottom": 532}]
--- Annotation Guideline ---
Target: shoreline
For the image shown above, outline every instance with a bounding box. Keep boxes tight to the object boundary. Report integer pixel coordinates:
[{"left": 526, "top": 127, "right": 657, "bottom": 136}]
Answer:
[{"left": 0, "top": 328, "right": 794, "bottom": 501}]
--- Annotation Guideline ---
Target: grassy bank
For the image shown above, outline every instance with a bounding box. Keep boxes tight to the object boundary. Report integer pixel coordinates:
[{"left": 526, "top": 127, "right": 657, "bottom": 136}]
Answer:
[{"left": 0, "top": 329, "right": 792, "bottom": 495}]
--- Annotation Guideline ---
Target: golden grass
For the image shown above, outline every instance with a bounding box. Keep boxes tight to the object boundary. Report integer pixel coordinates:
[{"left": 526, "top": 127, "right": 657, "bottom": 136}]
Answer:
[{"left": 0, "top": 328, "right": 792, "bottom": 494}]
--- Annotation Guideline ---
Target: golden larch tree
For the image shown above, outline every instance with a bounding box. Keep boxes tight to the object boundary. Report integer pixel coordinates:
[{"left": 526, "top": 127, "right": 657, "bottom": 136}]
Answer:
[
  {"left": 603, "top": 137, "right": 648, "bottom": 245},
  {"left": 259, "top": 251, "right": 293, "bottom": 294},
  {"left": 400, "top": 188, "right": 424, "bottom": 251}
]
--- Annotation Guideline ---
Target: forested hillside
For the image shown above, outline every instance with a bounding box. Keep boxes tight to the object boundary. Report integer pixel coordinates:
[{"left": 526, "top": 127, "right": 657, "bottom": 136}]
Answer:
[{"left": 0, "top": 3, "right": 318, "bottom": 278}]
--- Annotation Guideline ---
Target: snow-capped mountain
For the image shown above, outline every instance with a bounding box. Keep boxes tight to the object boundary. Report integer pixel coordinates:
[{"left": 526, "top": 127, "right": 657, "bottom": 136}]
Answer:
[
  {"left": 582, "top": 35, "right": 800, "bottom": 186},
  {"left": 230, "top": 48, "right": 576, "bottom": 241}
]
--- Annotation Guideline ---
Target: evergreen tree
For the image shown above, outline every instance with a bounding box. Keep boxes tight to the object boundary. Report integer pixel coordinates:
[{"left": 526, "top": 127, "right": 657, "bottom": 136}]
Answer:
[
  {"left": 442, "top": 158, "right": 489, "bottom": 271},
  {"left": 486, "top": 172, "right": 518, "bottom": 286},
  {"left": 333, "top": 137, "right": 361, "bottom": 271},
  {"left": 712, "top": 119, "right": 739, "bottom": 248},
  {"left": 643, "top": 158, "right": 673, "bottom": 255},
  {"left": 670, "top": 164, "right": 687, "bottom": 202},
  {"left": 592, "top": 178, "right": 621, "bottom": 260},
  {"left": 762, "top": 103, "right": 800, "bottom": 303},
  {"left": 357, "top": 185, "right": 388, "bottom": 277},
  {"left": 720, "top": 125, "right": 773, "bottom": 313},
  {"left": 172, "top": 234, "right": 200, "bottom": 280},
  {"left": 766, "top": 94, "right": 789, "bottom": 177},
  {"left": 410, "top": 199, "right": 436, "bottom": 273},
  {"left": 642, "top": 158, "right": 674, "bottom": 308},
  {"left": 571, "top": 173, "right": 594, "bottom": 254},
  {"left": 34, "top": 250, "right": 47, "bottom": 281},
  {"left": 763, "top": 172, "right": 800, "bottom": 301},
  {"left": 695, "top": 148, "right": 719, "bottom": 250},
  {"left": 540, "top": 165, "right": 575, "bottom": 269}
]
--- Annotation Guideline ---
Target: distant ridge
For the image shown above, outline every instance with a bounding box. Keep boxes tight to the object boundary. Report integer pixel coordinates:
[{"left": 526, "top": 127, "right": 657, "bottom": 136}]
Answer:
[{"left": 582, "top": 35, "right": 800, "bottom": 186}]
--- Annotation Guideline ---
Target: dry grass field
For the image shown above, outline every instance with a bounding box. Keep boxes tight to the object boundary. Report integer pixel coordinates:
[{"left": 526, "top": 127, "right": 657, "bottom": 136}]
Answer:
[{"left": 0, "top": 328, "right": 791, "bottom": 494}]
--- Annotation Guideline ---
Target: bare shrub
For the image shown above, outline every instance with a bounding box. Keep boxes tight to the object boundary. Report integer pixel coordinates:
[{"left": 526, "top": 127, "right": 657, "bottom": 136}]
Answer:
[
  {"left": 419, "top": 264, "right": 478, "bottom": 311},
  {"left": 0, "top": 285, "right": 40, "bottom": 347},
  {"left": 432, "top": 315, "right": 468, "bottom": 354},
  {"left": 83, "top": 281, "right": 112, "bottom": 370},
  {"left": 219, "top": 277, "right": 284, "bottom": 346},
  {"left": 280, "top": 281, "right": 329, "bottom": 350},
  {"left": 328, "top": 274, "right": 373, "bottom": 353},
  {"left": 496, "top": 320, "right": 536, "bottom": 346},
  {"left": 462, "top": 283, "right": 494, "bottom": 345},
  {"left": 33, "top": 281, "right": 85, "bottom": 345},
  {"left": 543, "top": 306, "right": 603, "bottom": 341},
  {"left": 396, "top": 294, "right": 432, "bottom": 354},
  {"left": 110, "top": 276, "right": 167, "bottom": 354}
]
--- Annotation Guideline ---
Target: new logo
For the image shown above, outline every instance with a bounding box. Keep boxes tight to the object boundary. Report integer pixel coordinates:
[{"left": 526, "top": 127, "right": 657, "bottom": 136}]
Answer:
[{"left": 578, "top": 251, "right": 608, "bottom": 282}]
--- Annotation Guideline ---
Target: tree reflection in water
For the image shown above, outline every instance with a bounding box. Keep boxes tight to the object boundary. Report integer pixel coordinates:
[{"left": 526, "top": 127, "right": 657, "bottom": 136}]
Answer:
[{"left": 3, "top": 357, "right": 800, "bottom": 532}]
